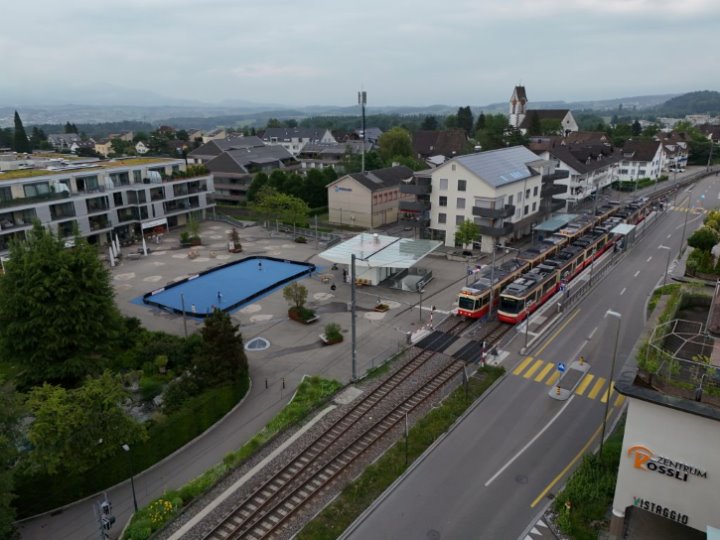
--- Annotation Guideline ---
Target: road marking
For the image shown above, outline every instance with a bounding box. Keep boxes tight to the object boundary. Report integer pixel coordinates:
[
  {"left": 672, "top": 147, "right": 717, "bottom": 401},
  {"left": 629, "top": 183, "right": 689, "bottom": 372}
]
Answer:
[
  {"left": 535, "top": 308, "right": 581, "bottom": 356},
  {"left": 614, "top": 394, "right": 625, "bottom": 407},
  {"left": 485, "top": 396, "right": 575, "bottom": 487},
  {"left": 575, "top": 374, "right": 594, "bottom": 396},
  {"left": 619, "top": 288, "right": 626, "bottom": 296},
  {"left": 535, "top": 362, "right": 554, "bottom": 382},
  {"left": 646, "top": 256, "right": 652, "bottom": 262},
  {"left": 600, "top": 382, "right": 615, "bottom": 403},
  {"left": 524, "top": 359, "right": 545, "bottom": 379},
  {"left": 545, "top": 371, "right": 561, "bottom": 386},
  {"left": 633, "top": 271, "right": 640, "bottom": 278},
  {"left": 588, "top": 326, "right": 598, "bottom": 340},
  {"left": 513, "top": 356, "right": 534, "bottom": 375},
  {"left": 588, "top": 377, "right": 606, "bottom": 399},
  {"left": 667, "top": 234, "right": 672, "bottom": 238}
]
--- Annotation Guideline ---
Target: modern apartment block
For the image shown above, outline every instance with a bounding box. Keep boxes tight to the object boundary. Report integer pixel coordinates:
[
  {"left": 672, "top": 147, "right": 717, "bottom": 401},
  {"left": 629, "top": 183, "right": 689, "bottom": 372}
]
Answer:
[{"left": 0, "top": 155, "right": 214, "bottom": 254}]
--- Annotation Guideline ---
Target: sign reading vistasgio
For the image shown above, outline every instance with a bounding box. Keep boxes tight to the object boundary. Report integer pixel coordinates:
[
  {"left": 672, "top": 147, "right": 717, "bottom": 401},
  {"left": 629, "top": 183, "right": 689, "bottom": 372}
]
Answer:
[{"left": 627, "top": 445, "right": 708, "bottom": 482}]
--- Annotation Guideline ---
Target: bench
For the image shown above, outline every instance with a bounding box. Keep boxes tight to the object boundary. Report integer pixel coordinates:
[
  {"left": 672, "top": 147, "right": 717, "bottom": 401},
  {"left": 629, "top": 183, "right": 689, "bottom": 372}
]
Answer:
[{"left": 305, "top": 315, "right": 319, "bottom": 324}]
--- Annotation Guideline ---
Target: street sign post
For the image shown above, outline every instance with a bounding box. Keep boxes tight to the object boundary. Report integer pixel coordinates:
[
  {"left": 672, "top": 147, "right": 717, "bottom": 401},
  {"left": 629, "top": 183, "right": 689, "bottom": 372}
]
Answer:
[{"left": 557, "top": 362, "right": 566, "bottom": 373}]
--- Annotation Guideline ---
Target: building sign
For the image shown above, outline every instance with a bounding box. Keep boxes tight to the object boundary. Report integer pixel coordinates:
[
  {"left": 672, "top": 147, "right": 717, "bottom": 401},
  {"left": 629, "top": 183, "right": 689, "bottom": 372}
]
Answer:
[
  {"left": 627, "top": 445, "right": 707, "bottom": 482},
  {"left": 334, "top": 186, "right": 352, "bottom": 192},
  {"left": 632, "top": 497, "right": 689, "bottom": 525}
]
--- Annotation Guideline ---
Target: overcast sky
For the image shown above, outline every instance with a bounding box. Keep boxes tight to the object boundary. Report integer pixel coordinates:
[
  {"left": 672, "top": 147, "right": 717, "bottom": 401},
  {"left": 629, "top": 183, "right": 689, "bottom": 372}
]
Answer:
[{"left": 1, "top": 0, "right": 718, "bottom": 107}]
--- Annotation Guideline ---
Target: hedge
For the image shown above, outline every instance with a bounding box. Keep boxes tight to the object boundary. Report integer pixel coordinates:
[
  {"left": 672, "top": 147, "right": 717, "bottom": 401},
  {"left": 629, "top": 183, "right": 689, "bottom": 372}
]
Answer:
[{"left": 14, "top": 380, "right": 248, "bottom": 518}]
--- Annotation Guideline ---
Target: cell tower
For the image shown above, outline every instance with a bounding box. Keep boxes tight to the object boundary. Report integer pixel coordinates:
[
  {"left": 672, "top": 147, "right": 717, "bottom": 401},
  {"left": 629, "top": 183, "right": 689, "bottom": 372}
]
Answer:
[{"left": 358, "top": 89, "right": 367, "bottom": 172}]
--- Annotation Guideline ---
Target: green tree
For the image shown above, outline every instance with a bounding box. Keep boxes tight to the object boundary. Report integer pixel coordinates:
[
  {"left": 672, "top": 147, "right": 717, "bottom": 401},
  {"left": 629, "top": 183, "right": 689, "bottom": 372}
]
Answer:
[
  {"left": 456, "top": 106, "right": 474, "bottom": 136},
  {"left": 283, "top": 282, "right": 308, "bottom": 310},
  {"left": 13, "top": 110, "right": 31, "bottom": 153},
  {"left": 25, "top": 372, "right": 146, "bottom": 475},
  {"left": 266, "top": 118, "right": 283, "bottom": 128},
  {"left": 341, "top": 149, "right": 384, "bottom": 173},
  {"left": 304, "top": 169, "right": 329, "bottom": 208},
  {"left": 687, "top": 226, "right": 719, "bottom": 252},
  {"left": 378, "top": 127, "right": 413, "bottom": 162},
  {"left": 475, "top": 112, "right": 486, "bottom": 131},
  {"left": 527, "top": 111, "right": 542, "bottom": 136},
  {"left": 176, "top": 129, "right": 189, "bottom": 141},
  {"left": 444, "top": 114, "right": 459, "bottom": 129},
  {"left": 631, "top": 119, "right": 642, "bottom": 136},
  {"left": 192, "top": 309, "right": 248, "bottom": 387},
  {"left": 0, "top": 223, "right": 122, "bottom": 386},
  {"left": 0, "top": 384, "right": 21, "bottom": 538},
  {"left": 246, "top": 172, "right": 269, "bottom": 202},
  {"left": 540, "top": 118, "right": 563, "bottom": 136},
  {"left": 421, "top": 116, "right": 438, "bottom": 130},
  {"left": 475, "top": 114, "right": 509, "bottom": 151},
  {"left": 454, "top": 219, "right": 479, "bottom": 248}
]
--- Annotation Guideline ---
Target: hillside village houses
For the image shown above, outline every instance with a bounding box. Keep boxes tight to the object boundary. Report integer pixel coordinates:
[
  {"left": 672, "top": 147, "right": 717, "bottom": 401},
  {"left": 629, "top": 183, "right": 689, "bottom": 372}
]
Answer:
[{"left": 260, "top": 127, "right": 336, "bottom": 156}]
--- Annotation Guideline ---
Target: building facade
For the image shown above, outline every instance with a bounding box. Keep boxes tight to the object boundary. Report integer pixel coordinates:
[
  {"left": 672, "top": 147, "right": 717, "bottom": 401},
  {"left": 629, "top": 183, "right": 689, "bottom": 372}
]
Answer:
[
  {"left": 0, "top": 158, "right": 214, "bottom": 253},
  {"left": 616, "top": 140, "right": 665, "bottom": 182}
]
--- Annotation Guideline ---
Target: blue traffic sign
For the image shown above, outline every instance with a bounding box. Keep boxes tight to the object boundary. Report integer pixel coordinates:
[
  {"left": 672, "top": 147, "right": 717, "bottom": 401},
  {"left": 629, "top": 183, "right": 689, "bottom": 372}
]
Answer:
[{"left": 557, "top": 362, "right": 566, "bottom": 372}]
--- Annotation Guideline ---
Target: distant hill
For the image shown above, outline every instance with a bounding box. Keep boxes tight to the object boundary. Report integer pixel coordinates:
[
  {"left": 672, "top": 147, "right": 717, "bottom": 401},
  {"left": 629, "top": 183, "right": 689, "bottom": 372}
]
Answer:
[{"left": 653, "top": 91, "right": 720, "bottom": 116}]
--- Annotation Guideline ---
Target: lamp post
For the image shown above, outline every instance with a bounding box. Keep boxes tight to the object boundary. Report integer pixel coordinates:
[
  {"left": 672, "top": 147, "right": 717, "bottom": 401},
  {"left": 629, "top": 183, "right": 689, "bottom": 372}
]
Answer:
[
  {"left": 678, "top": 189, "right": 693, "bottom": 260},
  {"left": 659, "top": 245, "right": 672, "bottom": 287},
  {"left": 121, "top": 444, "right": 138, "bottom": 512},
  {"left": 600, "top": 310, "right": 622, "bottom": 458},
  {"left": 588, "top": 178, "right": 601, "bottom": 285},
  {"left": 350, "top": 254, "right": 357, "bottom": 382},
  {"left": 417, "top": 285, "right": 425, "bottom": 322}
]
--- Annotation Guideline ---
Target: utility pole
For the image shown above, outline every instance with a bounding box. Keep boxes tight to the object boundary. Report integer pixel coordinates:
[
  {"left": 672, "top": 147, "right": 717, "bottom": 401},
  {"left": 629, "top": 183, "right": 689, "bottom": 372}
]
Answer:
[{"left": 350, "top": 253, "right": 357, "bottom": 381}]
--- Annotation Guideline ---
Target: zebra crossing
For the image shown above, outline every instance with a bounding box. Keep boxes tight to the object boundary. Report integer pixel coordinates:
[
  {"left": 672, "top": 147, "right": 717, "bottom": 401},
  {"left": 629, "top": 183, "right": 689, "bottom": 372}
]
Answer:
[{"left": 512, "top": 356, "right": 625, "bottom": 406}]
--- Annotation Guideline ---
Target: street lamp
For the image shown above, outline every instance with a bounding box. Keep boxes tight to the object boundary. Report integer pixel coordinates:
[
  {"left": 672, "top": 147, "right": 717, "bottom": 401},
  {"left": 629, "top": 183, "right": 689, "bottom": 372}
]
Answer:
[
  {"left": 678, "top": 188, "right": 693, "bottom": 260},
  {"left": 658, "top": 245, "right": 672, "bottom": 287},
  {"left": 417, "top": 285, "right": 425, "bottom": 322},
  {"left": 122, "top": 444, "right": 138, "bottom": 512},
  {"left": 600, "top": 310, "right": 622, "bottom": 458}
]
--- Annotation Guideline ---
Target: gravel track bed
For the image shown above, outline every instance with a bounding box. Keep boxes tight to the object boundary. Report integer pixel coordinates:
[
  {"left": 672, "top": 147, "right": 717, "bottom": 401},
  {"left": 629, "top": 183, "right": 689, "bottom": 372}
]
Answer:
[{"left": 155, "top": 347, "right": 462, "bottom": 540}]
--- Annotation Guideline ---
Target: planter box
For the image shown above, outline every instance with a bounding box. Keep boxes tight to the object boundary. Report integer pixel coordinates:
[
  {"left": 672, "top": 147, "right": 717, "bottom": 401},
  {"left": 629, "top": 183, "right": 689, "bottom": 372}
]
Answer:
[
  {"left": 374, "top": 304, "right": 390, "bottom": 312},
  {"left": 319, "top": 333, "right": 343, "bottom": 345},
  {"left": 288, "top": 308, "right": 318, "bottom": 324}
]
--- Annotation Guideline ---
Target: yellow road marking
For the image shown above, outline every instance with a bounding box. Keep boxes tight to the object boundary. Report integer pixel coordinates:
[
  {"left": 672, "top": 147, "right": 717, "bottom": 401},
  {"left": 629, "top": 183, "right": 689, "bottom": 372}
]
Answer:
[
  {"left": 587, "top": 377, "right": 606, "bottom": 400},
  {"left": 524, "top": 359, "right": 545, "bottom": 379},
  {"left": 600, "top": 382, "right": 615, "bottom": 403},
  {"left": 614, "top": 394, "right": 625, "bottom": 408},
  {"left": 535, "top": 308, "right": 581, "bottom": 356},
  {"left": 534, "top": 362, "right": 554, "bottom": 382},
  {"left": 545, "top": 371, "right": 561, "bottom": 386},
  {"left": 513, "top": 356, "right": 534, "bottom": 376},
  {"left": 575, "top": 374, "right": 594, "bottom": 396}
]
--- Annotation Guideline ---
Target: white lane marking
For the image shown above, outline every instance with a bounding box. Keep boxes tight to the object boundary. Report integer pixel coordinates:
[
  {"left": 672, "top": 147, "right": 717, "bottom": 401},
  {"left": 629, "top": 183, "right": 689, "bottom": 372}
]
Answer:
[
  {"left": 620, "top": 288, "right": 626, "bottom": 295},
  {"left": 667, "top": 234, "right": 672, "bottom": 238},
  {"left": 588, "top": 326, "right": 598, "bottom": 340},
  {"left": 484, "top": 396, "right": 575, "bottom": 486},
  {"left": 646, "top": 256, "right": 652, "bottom": 262},
  {"left": 633, "top": 270, "right": 640, "bottom": 277}
]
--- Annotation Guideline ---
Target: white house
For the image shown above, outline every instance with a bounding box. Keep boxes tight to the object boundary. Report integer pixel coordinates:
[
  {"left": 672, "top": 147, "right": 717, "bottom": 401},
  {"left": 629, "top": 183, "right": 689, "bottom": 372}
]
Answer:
[
  {"left": 427, "top": 146, "right": 549, "bottom": 252},
  {"left": 508, "top": 86, "right": 579, "bottom": 135},
  {"left": 616, "top": 140, "right": 665, "bottom": 182},
  {"left": 135, "top": 141, "right": 149, "bottom": 155},
  {"left": 261, "top": 128, "right": 336, "bottom": 156}
]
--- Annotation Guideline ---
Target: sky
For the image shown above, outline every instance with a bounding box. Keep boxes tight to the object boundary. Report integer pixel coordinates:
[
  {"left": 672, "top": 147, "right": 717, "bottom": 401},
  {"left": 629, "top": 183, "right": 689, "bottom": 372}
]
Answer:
[{"left": 1, "top": 0, "right": 718, "bottom": 107}]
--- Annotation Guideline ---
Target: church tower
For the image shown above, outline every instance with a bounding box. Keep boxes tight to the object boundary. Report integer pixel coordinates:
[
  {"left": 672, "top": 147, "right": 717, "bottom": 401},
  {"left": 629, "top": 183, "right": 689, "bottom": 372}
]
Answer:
[{"left": 509, "top": 85, "right": 528, "bottom": 128}]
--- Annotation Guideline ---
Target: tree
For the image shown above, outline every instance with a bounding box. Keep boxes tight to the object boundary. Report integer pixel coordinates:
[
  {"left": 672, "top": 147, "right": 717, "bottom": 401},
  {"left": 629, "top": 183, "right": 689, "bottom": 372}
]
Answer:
[
  {"left": 687, "top": 226, "right": 719, "bottom": 252},
  {"left": 444, "top": 114, "right": 459, "bottom": 129},
  {"left": 246, "top": 172, "right": 269, "bottom": 202},
  {"left": 454, "top": 219, "right": 479, "bottom": 248},
  {"left": 475, "top": 114, "right": 509, "bottom": 151},
  {"left": 176, "top": 129, "right": 189, "bottom": 141},
  {"left": 421, "top": 116, "right": 438, "bottom": 130},
  {"left": 64, "top": 122, "right": 78, "bottom": 134},
  {"left": 475, "top": 112, "right": 486, "bottom": 131},
  {"left": 25, "top": 372, "right": 146, "bottom": 475},
  {"left": 304, "top": 169, "right": 329, "bottom": 208},
  {"left": 527, "top": 111, "right": 542, "bottom": 136},
  {"left": 13, "top": 110, "right": 31, "bottom": 153},
  {"left": 378, "top": 127, "right": 413, "bottom": 162},
  {"left": 456, "top": 106, "right": 474, "bottom": 136},
  {"left": 632, "top": 119, "right": 642, "bottom": 136},
  {"left": 540, "top": 118, "right": 563, "bottom": 136},
  {"left": 0, "top": 384, "right": 21, "bottom": 538},
  {"left": 192, "top": 309, "right": 248, "bottom": 387},
  {"left": 283, "top": 282, "right": 308, "bottom": 310},
  {"left": 266, "top": 118, "right": 283, "bottom": 128},
  {"left": 0, "top": 223, "right": 123, "bottom": 386},
  {"left": 341, "top": 149, "right": 384, "bottom": 173}
]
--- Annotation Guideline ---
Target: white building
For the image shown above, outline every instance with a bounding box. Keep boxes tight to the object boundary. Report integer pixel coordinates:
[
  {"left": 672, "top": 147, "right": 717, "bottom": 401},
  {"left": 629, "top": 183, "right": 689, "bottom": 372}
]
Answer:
[
  {"left": 425, "top": 146, "right": 549, "bottom": 252},
  {"left": 616, "top": 140, "right": 665, "bottom": 182},
  {"left": 261, "top": 128, "right": 336, "bottom": 156},
  {"left": 508, "top": 86, "right": 579, "bottom": 135}
]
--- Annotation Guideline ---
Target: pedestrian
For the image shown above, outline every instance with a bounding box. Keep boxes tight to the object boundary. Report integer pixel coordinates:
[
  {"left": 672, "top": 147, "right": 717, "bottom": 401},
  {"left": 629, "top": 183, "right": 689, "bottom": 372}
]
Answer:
[
  {"left": 258, "top": 261, "right": 263, "bottom": 271},
  {"left": 342, "top": 268, "right": 348, "bottom": 282},
  {"left": 191, "top": 304, "right": 197, "bottom": 314},
  {"left": 217, "top": 291, "right": 223, "bottom": 303}
]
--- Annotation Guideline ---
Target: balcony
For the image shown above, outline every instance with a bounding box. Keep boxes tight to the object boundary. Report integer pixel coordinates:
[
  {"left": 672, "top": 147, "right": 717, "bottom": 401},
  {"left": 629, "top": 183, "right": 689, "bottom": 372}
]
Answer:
[
  {"left": 400, "top": 182, "right": 431, "bottom": 195},
  {"left": 541, "top": 183, "right": 567, "bottom": 197},
  {"left": 0, "top": 191, "right": 70, "bottom": 210},
  {"left": 399, "top": 200, "right": 431, "bottom": 212},
  {"left": 399, "top": 212, "right": 430, "bottom": 228},
  {"left": 89, "top": 215, "right": 113, "bottom": 232},
  {"left": 472, "top": 204, "right": 515, "bottom": 219},
  {"left": 477, "top": 222, "right": 514, "bottom": 237},
  {"left": 542, "top": 170, "right": 570, "bottom": 182}
]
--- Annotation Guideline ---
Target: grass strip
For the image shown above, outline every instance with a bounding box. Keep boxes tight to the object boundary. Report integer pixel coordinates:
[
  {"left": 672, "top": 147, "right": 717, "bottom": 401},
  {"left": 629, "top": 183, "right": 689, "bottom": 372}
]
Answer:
[
  {"left": 124, "top": 375, "right": 342, "bottom": 540},
  {"left": 297, "top": 365, "right": 504, "bottom": 540}
]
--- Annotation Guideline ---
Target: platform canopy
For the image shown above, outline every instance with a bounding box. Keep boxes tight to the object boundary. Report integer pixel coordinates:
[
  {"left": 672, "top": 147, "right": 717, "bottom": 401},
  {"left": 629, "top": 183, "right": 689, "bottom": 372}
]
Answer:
[
  {"left": 319, "top": 233, "right": 442, "bottom": 269},
  {"left": 610, "top": 223, "right": 636, "bottom": 235},
  {"left": 533, "top": 214, "right": 579, "bottom": 233}
]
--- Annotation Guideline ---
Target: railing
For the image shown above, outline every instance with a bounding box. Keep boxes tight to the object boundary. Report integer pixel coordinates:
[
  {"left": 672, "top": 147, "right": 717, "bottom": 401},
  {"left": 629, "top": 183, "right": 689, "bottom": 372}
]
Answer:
[
  {"left": 477, "top": 222, "right": 514, "bottom": 236},
  {"left": 542, "top": 170, "right": 570, "bottom": 181},
  {"left": 399, "top": 183, "right": 431, "bottom": 195},
  {"left": 399, "top": 200, "right": 431, "bottom": 212},
  {"left": 472, "top": 204, "right": 515, "bottom": 219},
  {"left": 0, "top": 191, "right": 70, "bottom": 209}
]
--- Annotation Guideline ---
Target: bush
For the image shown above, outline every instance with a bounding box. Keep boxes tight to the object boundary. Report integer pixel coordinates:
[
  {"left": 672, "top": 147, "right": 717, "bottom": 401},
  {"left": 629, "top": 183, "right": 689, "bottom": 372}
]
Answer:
[
  {"left": 295, "top": 236, "right": 307, "bottom": 243},
  {"left": 324, "top": 323, "right": 343, "bottom": 343},
  {"left": 288, "top": 306, "right": 316, "bottom": 323},
  {"left": 140, "top": 377, "right": 163, "bottom": 401}
]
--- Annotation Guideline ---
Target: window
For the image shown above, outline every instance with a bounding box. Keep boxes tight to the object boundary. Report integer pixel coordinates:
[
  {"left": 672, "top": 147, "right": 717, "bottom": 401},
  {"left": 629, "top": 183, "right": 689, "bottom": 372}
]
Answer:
[
  {"left": 133, "top": 170, "right": 142, "bottom": 184},
  {"left": 508, "top": 194, "right": 514, "bottom": 206},
  {"left": 451, "top": 164, "right": 456, "bottom": 171},
  {"left": 439, "top": 178, "right": 448, "bottom": 191},
  {"left": 0, "top": 186, "right": 11, "bottom": 203},
  {"left": 113, "top": 192, "right": 124, "bottom": 206},
  {"left": 23, "top": 182, "right": 51, "bottom": 198},
  {"left": 517, "top": 191, "right": 523, "bottom": 202},
  {"left": 455, "top": 215, "right": 465, "bottom": 225},
  {"left": 524, "top": 205, "right": 529, "bottom": 216},
  {"left": 532, "top": 202, "right": 537, "bottom": 212},
  {"left": 457, "top": 197, "right": 465, "bottom": 209},
  {"left": 525, "top": 188, "right": 531, "bottom": 199},
  {"left": 458, "top": 179, "right": 467, "bottom": 192},
  {"left": 438, "top": 213, "right": 447, "bottom": 224},
  {"left": 439, "top": 196, "right": 447, "bottom": 207},
  {"left": 533, "top": 186, "right": 538, "bottom": 197}
]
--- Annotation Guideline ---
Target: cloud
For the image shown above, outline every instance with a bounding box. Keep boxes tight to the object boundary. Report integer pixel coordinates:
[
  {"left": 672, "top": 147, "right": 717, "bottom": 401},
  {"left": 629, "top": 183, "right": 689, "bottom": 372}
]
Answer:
[{"left": 226, "top": 64, "right": 323, "bottom": 79}]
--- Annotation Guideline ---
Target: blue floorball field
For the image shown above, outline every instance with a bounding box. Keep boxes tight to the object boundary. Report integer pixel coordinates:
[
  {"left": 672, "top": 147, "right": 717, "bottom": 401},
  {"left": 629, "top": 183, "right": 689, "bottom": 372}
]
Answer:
[{"left": 142, "top": 256, "right": 316, "bottom": 317}]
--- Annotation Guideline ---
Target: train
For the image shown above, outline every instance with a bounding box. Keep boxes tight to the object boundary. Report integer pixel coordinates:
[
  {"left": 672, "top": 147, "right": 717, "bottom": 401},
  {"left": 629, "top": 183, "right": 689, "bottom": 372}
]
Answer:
[{"left": 456, "top": 198, "right": 653, "bottom": 321}]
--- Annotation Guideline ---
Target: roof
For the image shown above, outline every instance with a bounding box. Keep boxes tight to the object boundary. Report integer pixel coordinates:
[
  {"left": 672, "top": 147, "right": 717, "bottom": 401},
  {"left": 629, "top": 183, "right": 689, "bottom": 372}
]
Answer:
[
  {"left": 544, "top": 144, "right": 622, "bottom": 175},
  {"left": 355, "top": 127, "right": 383, "bottom": 142},
  {"left": 511, "top": 86, "right": 527, "bottom": 102},
  {"left": 299, "top": 141, "right": 370, "bottom": 157},
  {"left": 519, "top": 109, "right": 570, "bottom": 129},
  {"left": 621, "top": 140, "right": 663, "bottom": 162},
  {"left": 533, "top": 214, "right": 579, "bottom": 233},
  {"left": 564, "top": 131, "right": 609, "bottom": 144},
  {"left": 318, "top": 233, "right": 442, "bottom": 269},
  {"left": 260, "top": 128, "right": 332, "bottom": 142},
  {"left": 187, "top": 136, "right": 265, "bottom": 159},
  {"left": 205, "top": 145, "right": 294, "bottom": 174},
  {"left": 0, "top": 157, "right": 183, "bottom": 181},
  {"left": 449, "top": 146, "right": 545, "bottom": 188},
  {"left": 412, "top": 129, "right": 467, "bottom": 158},
  {"left": 343, "top": 165, "right": 415, "bottom": 192}
]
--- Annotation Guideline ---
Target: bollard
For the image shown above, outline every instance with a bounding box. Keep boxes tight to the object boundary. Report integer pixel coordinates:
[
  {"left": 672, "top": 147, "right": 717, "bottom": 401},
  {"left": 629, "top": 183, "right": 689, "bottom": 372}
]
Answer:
[
  {"left": 265, "top": 378, "right": 268, "bottom": 389},
  {"left": 282, "top": 377, "right": 286, "bottom": 389},
  {"left": 579, "top": 355, "right": 585, "bottom": 366},
  {"left": 556, "top": 385, "right": 561, "bottom": 396}
]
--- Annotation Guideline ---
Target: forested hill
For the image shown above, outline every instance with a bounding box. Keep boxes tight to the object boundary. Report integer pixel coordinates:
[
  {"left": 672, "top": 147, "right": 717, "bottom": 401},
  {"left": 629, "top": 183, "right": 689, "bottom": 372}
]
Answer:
[{"left": 656, "top": 91, "right": 720, "bottom": 116}]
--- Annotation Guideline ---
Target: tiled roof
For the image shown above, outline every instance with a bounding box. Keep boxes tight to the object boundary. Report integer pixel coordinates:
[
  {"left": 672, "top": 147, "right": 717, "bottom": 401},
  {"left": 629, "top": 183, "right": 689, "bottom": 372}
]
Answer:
[
  {"left": 204, "top": 145, "right": 294, "bottom": 174},
  {"left": 345, "top": 165, "right": 414, "bottom": 192},
  {"left": 260, "top": 128, "right": 332, "bottom": 142},
  {"left": 412, "top": 129, "right": 466, "bottom": 158},
  {"left": 512, "top": 86, "right": 527, "bottom": 102},
  {"left": 621, "top": 140, "right": 662, "bottom": 162},
  {"left": 519, "top": 109, "right": 570, "bottom": 129},
  {"left": 188, "top": 136, "right": 265, "bottom": 159},
  {"left": 450, "top": 146, "right": 544, "bottom": 188},
  {"left": 545, "top": 145, "right": 622, "bottom": 174}
]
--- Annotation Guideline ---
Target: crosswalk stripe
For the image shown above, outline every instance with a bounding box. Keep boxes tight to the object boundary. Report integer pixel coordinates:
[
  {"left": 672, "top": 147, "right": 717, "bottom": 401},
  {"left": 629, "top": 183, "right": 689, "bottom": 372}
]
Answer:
[
  {"left": 535, "top": 362, "right": 554, "bottom": 382},
  {"left": 601, "top": 383, "right": 614, "bottom": 403},
  {"left": 524, "top": 359, "right": 545, "bottom": 379},
  {"left": 575, "top": 373, "right": 594, "bottom": 396},
  {"left": 614, "top": 394, "right": 625, "bottom": 407},
  {"left": 545, "top": 371, "right": 561, "bottom": 386},
  {"left": 587, "top": 377, "right": 606, "bottom": 399},
  {"left": 513, "top": 356, "right": 534, "bottom": 375}
]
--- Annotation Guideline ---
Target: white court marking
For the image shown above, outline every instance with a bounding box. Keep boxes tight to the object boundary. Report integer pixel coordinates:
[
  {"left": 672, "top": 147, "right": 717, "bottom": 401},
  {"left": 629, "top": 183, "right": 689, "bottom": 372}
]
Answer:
[
  {"left": 364, "top": 311, "right": 387, "bottom": 321},
  {"left": 150, "top": 251, "right": 167, "bottom": 256},
  {"left": 313, "top": 292, "right": 334, "bottom": 301},
  {"left": 114, "top": 273, "right": 136, "bottom": 281},
  {"left": 620, "top": 287, "right": 626, "bottom": 295},
  {"left": 249, "top": 314, "right": 273, "bottom": 323},
  {"left": 633, "top": 270, "right": 640, "bottom": 277},
  {"left": 143, "top": 275, "right": 163, "bottom": 283},
  {"left": 646, "top": 256, "right": 652, "bottom": 262},
  {"left": 192, "top": 257, "right": 210, "bottom": 262},
  {"left": 238, "top": 304, "right": 262, "bottom": 314}
]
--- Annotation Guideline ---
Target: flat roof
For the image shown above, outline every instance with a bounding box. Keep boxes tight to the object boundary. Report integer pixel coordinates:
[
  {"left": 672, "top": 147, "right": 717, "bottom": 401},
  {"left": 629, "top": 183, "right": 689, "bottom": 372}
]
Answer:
[
  {"left": 318, "top": 233, "right": 442, "bottom": 269},
  {"left": 611, "top": 223, "right": 636, "bottom": 235},
  {"left": 0, "top": 157, "right": 181, "bottom": 181},
  {"left": 534, "top": 214, "right": 578, "bottom": 233}
]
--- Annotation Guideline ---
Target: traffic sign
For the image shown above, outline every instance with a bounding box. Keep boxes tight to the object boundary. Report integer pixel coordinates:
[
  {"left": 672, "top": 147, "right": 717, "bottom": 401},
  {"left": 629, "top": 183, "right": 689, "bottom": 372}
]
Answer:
[{"left": 557, "top": 362, "right": 566, "bottom": 373}]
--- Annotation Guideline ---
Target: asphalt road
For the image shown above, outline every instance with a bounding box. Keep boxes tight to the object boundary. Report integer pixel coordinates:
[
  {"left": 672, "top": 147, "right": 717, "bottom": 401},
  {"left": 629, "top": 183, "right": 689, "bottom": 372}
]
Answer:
[{"left": 342, "top": 178, "right": 715, "bottom": 540}]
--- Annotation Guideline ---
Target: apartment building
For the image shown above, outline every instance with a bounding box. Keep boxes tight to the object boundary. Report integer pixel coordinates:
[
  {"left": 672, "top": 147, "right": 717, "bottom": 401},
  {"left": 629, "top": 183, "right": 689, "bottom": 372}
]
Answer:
[{"left": 0, "top": 156, "right": 214, "bottom": 254}]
